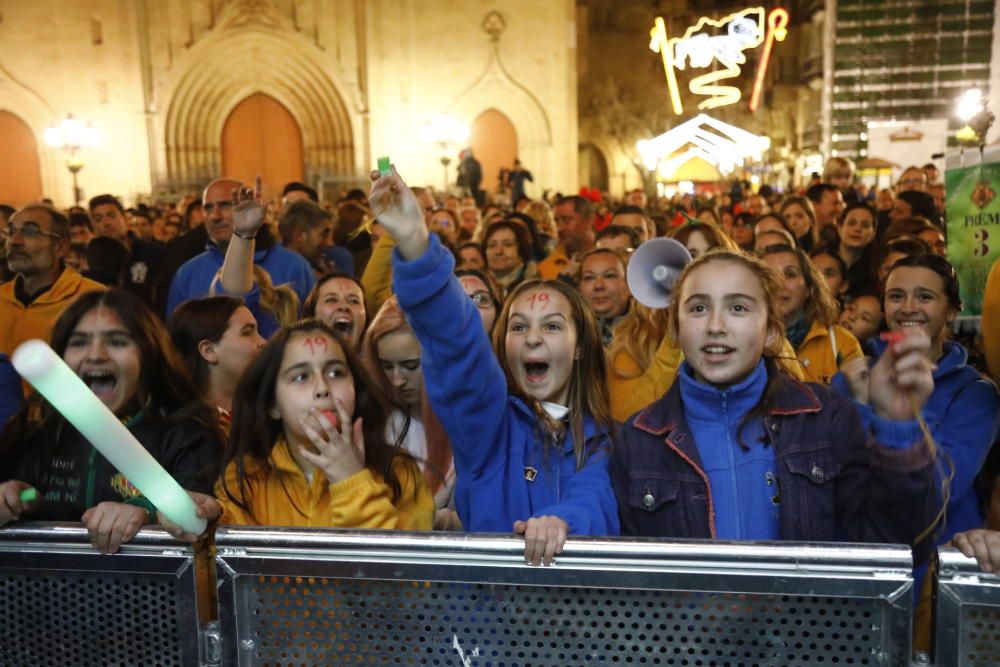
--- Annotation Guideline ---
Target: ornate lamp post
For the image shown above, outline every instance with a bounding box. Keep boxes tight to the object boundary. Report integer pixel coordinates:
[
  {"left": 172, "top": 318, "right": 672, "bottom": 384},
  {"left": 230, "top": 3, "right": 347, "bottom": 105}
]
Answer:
[
  {"left": 43, "top": 115, "right": 99, "bottom": 205},
  {"left": 421, "top": 115, "right": 470, "bottom": 192}
]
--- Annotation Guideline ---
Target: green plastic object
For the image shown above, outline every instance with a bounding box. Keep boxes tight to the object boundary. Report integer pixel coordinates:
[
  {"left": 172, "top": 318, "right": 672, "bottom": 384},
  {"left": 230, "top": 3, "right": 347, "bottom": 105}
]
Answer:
[
  {"left": 11, "top": 340, "right": 206, "bottom": 535},
  {"left": 377, "top": 156, "right": 392, "bottom": 176},
  {"left": 19, "top": 488, "right": 38, "bottom": 503}
]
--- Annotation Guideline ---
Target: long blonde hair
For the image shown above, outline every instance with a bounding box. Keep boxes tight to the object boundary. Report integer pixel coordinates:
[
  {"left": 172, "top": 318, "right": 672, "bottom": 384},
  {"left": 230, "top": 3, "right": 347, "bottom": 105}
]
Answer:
[
  {"left": 252, "top": 265, "right": 299, "bottom": 328},
  {"left": 606, "top": 304, "right": 670, "bottom": 379}
]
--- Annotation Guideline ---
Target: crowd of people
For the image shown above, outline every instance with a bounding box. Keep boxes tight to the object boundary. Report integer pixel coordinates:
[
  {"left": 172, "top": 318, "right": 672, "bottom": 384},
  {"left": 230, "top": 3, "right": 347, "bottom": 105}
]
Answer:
[{"left": 0, "top": 155, "right": 999, "bottom": 643}]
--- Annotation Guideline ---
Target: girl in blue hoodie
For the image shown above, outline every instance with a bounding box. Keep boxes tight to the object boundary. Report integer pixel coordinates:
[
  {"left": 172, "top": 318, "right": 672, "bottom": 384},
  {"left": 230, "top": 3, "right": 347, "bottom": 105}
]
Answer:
[
  {"left": 835, "top": 253, "right": 1000, "bottom": 543},
  {"left": 368, "top": 167, "right": 619, "bottom": 566}
]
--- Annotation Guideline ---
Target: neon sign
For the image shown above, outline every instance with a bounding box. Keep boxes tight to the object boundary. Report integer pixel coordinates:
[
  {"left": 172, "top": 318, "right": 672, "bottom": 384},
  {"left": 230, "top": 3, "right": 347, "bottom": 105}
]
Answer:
[{"left": 649, "top": 7, "right": 789, "bottom": 115}]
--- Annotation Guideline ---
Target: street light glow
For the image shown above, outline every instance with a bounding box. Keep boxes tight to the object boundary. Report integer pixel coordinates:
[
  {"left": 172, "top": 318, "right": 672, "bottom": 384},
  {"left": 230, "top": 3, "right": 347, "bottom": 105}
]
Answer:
[{"left": 956, "top": 89, "right": 984, "bottom": 122}]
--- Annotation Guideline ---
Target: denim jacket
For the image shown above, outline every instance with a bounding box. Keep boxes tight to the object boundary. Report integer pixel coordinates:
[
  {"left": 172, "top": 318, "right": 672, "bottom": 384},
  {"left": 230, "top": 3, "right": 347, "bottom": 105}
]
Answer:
[{"left": 611, "top": 372, "right": 939, "bottom": 559}]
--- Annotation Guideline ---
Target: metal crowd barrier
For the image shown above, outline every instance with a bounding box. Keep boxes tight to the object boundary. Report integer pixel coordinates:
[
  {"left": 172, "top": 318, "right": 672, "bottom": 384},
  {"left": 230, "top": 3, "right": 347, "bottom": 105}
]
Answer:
[
  {"left": 934, "top": 547, "right": 1000, "bottom": 667},
  {"left": 214, "top": 528, "right": 915, "bottom": 666},
  {"left": 7, "top": 523, "right": 998, "bottom": 666},
  {"left": 0, "top": 523, "right": 206, "bottom": 666}
]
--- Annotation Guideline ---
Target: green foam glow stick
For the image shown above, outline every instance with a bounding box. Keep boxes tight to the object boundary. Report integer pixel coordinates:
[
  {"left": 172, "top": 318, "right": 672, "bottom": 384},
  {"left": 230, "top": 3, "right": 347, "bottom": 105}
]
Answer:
[
  {"left": 377, "top": 156, "right": 392, "bottom": 176},
  {"left": 19, "top": 488, "right": 37, "bottom": 503},
  {"left": 12, "top": 340, "right": 206, "bottom": 535}
]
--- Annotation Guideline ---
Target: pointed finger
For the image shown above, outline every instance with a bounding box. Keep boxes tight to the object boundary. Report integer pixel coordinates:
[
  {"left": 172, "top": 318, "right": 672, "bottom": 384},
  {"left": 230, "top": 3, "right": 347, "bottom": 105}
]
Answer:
[
  {"left": 254, "top": 174, "right": 263, "bottom": 202},
  {"left": 231, "top": 186, "right": 240, "bottom": 208}
]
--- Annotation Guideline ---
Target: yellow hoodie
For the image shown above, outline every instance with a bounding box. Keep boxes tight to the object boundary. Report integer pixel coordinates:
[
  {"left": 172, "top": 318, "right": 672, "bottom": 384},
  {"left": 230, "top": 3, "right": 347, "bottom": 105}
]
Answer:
[
  {"left": 215, "top": 437, "right": 434, "bottom": 530},
  {"left": 0, "top": 268, "right": 105, "bottom": 355}
]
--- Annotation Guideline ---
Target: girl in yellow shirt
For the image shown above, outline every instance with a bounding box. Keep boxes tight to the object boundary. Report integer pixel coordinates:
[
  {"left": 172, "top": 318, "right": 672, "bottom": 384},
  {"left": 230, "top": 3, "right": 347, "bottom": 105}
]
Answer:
[{"left": 212, "top": 319, "right": 434, "bottom": 529}]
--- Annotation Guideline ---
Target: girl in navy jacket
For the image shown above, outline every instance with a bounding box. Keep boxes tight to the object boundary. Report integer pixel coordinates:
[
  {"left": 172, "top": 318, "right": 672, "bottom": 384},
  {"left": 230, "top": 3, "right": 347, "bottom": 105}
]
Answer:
[
  {"left": 612, "top": 248, "right": 941, "bottom": 559},
  {"left": 369, "top": 167, "right": 619, "bottom": 566}
]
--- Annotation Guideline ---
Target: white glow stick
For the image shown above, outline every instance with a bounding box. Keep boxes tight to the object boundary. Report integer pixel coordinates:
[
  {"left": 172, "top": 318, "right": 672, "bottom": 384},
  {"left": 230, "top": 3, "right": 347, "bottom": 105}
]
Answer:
[{"left": 12, "top": 340, "right": 206, "bottom": 534}]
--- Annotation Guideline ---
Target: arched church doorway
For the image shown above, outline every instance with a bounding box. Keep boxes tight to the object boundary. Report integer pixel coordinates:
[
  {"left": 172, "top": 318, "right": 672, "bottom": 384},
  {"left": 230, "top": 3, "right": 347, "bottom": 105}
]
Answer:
[
  {"left": 578, "top": 143, "right": 609, "bottom": 194},
  {"left": 0, "top": 111, "right": 44, "bottom": 207},
  {"left": 470, "top": 109, "right": 518, "bottom": 196},
  {"left": 221, "top": 93, "right": 304, "bottom": 201}
]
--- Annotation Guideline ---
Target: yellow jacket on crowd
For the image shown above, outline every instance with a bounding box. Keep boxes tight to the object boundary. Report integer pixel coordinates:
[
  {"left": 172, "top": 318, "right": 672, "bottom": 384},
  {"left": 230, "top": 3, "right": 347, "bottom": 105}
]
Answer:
[
  {"left": 607, "top": 336, "right": 682, "bottom": 423},
  {"left": 360, "top": 233, "right": 396, "bottom": 319},
  {"left": 537, "top": 248, "right": 570, "bottom": 281},
  {"left": 795, "top": 320, "right": 862, "bottom": 385},
  {"left": 215, "top": 437, "right": 435, "bottom": 530},
  {"left": 0, "top": 268, "right": 105, "bottom": 355}
]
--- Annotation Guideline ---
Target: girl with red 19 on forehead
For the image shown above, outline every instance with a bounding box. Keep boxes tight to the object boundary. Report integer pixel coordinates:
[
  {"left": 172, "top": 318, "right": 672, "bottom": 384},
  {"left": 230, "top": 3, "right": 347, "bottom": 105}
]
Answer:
[
  {"left": 370, "top": 165, "right": 618, "bottom": 566},
  {"left": 611, "top": 249, "right": 942, "bottom": 562},
  {"left": 166, "top": 320, "right": 434, "bottom": 533},
  {"left": 833, "top": 254, "right": 1000, "bottom": 544}
]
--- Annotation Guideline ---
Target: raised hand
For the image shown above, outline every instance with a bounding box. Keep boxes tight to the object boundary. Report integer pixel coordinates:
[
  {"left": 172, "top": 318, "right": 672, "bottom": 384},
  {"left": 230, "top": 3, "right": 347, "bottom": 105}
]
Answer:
[
  {"left": 839, "top": 355, "right": 872, "bottom": 404},
  {"left": 514, "top": 515, "right": 569, "bottom": 566},
  {"left": 368, "top": 164, "right": 429, "bottom": 260},
  {"left": 868, "top": 329, "right": 934, "bottom": 421},
  {"left": 157, "top": 491, "right": 221, "bottom": 542},
  {"left": 231, "top": 174, "right": 266, "bottom": 239},
  {"left": 296, "top": 400, "right": 366, "bottom": 485}
]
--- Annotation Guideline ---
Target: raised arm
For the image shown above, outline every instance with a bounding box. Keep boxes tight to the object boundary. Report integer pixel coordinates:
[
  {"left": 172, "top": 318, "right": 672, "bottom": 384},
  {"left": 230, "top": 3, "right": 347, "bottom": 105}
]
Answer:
[
  {"left": 220, "top": 176, "right": 265, "bottom": 295},
  {"left": 370, "top": 167, "right": 510, "bottom": 478}
]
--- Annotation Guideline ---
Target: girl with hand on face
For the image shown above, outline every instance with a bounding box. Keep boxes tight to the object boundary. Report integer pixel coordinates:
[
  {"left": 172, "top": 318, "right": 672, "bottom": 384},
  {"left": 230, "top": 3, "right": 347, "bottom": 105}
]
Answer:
[
  {"left": 193, "top": 320, "right": 434, "bottom": 531},
  {"left": 369, "top": 166, "right": 619, "bottom": 566},
  {"left": 833, "top": 254, "right": 1000, "bottom": 543},
  {"left": 362, "top": 297, "right": 459, "bottom": 530},
  {"left": 611, "top": 250, "right": 941, "bottom": 560},
  {"left": 169, "top": 296, "right": 266, "bottom": 429},
  {"left": 760, "top": 244, "right": 862, "bottom": 384},
  {"left": 0, "top": 289, "right": 223, "bottom": 553}
]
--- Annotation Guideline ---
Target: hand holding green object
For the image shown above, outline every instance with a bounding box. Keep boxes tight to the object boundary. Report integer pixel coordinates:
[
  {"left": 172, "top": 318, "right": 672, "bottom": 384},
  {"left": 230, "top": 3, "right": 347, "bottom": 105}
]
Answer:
[
  {"left": 378, "top": 156, "right": 392, "bottom": 176},
  {"left": 11, "top": 340, "right": 206, "bottom": 535},
  {"left": 19, "top": 488, "right": 37, "bottom": 503}
]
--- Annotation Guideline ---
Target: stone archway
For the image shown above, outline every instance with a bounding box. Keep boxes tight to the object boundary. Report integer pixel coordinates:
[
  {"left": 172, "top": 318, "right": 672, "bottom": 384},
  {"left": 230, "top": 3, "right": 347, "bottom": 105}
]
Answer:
[
  {"left": 579, "top": 143, "right": 610, "bottom": 193},
  {"left": 159, "top": 29, "right": 356, "bottom": 192},
  {"left": 0, "top": 111, "right": 44, "bottom": 206},
  {"left": 470, "top": 109, "right": 518, "bottom": 194},
  {"left": 221, "top": 93, "right": 304, "bottom": 200}
]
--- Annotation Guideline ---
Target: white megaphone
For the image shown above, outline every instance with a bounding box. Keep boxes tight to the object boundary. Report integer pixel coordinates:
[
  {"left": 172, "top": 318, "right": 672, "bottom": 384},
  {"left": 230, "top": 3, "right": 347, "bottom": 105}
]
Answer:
[{"left": 626, "top": 237, "right": 693, "bottom": 308}]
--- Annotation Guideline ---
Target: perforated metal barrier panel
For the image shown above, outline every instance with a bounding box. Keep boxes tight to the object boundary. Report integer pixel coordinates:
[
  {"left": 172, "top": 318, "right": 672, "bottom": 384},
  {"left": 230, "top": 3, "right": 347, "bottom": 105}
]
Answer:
[
  {"left": 935, "top": 548, "right": 1000, "bottom": 667},
  {"left": 0, "top": 524, "right": 203, "bottom": 667},
  {"left": 215, "top": 529, "right": 916, "bottom": 667}
]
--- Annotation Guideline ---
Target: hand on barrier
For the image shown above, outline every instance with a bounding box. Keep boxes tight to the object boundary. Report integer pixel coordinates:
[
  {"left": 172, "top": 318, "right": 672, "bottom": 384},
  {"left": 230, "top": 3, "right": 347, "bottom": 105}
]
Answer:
[
  {"left": 839, "top": 356, "right": 872, "bottom": 405},
  {"left": 82, "top": 502, "right": 148, "bottom": 554},
  {"left": 0, "top": 480, "right": 37, "bottom": 526},
  {"left": 952, "top": 529, "right": 1000, "bottom": 573},
  {"left": 231, "top": 175, "right": 266, "bottom": 239},
  {"left": 868, "top": 328, "right": 933, "bottom": 421},
  {"left": 297, "top": 402, "right": 366, "bottom": 485},
  {"left": 514, "top": 515, "right": 568, "bottom": 567},
  {"left": 368, "top": 162, "right": 429, "bottom": 261},
  {"left": 158, "top": 491, "right": 221, "bottom": 542}
]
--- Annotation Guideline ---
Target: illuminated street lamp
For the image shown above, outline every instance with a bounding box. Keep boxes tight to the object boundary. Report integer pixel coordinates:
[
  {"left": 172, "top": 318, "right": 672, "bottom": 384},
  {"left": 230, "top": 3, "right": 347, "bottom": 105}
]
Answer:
[
  {"left": 421, "top": 115, "right": 470, "bottom": 191},
  {"left": 955, "top": 88, "right": 995, "bottom": 148},
  {"left": 43, "top": 115, "right": 99, "bottom": 205}
]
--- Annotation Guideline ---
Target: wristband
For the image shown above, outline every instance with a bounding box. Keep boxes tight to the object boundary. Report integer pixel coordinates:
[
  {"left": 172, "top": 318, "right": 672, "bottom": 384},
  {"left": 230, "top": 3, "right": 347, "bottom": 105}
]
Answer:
[{"left": 232, "top": 229, "right": 257, "bottom": 241}]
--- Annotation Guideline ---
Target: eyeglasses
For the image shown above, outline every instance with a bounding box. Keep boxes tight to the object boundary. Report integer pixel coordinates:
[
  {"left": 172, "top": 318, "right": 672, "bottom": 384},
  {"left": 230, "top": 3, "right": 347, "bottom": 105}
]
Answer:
[
  {"left": 469, "top": 291, "right": 494, "bottom": 309},
  {"left": 2, "top": 224, "right": 64, "bottom": 241}
]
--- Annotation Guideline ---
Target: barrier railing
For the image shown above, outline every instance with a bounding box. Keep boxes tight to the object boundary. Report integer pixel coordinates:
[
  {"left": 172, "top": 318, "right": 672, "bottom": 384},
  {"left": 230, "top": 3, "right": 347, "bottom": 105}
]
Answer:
[
  {"left": 7, "top": 524, "right": 997, "bottom": 666},
  {"left": 0, "top": 522, "right": 207, "bottom": 667},
  {"left": 213, "top": 528, "right": 916, "bottom": 667},
  {"left": 934, "top": 547, "right": 1000, "bottom": 667}
]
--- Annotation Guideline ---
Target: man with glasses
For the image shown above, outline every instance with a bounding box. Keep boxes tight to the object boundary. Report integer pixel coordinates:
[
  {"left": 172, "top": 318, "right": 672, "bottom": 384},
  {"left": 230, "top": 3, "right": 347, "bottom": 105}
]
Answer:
[
  {"left": 896, "top": 166, "right": 929, "bottom": 194},
  {"left": 89, "top": 194, "right": 164, "bottom": 302},
  {"left": 166, "top": 177, "right": 315, "bottom": 319},
  {"left": 0, "top": 204, "right": 104, "bottom": 357}
]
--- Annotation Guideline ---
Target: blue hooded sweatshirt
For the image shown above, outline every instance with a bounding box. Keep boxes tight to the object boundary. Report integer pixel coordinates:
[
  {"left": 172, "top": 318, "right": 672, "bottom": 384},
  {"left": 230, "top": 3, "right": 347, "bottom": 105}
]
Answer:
[
  {"left": 833, "top": 339, "right": 1000, "bottom": 542},
  {"left": 678, "top": 359, "right": 779, "bottom": 540},
  {"left": 391, "top": 234, "right": 619, "bottom": 536},
  {"left": 166, "top": 241, "right": 315, "bottom": 337}
]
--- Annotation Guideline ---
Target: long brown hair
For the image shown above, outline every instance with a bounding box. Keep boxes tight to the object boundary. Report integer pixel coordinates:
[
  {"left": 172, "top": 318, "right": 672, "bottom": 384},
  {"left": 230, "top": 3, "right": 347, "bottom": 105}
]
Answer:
[
  {"left": 221, "top": 320, "right": 417, "bottom": 520},
  {"left": 491, "top": 280, "right": 613, "bottom": 467},
  {"left": 667, "top": 249, "right": 791, "bottom": 448},
  {"left": 1, "top": 289, "right": 222, "bottom": 480},
  {"left": 759, "top": 244, "right": 840, "bottom": 328},
  {"left": 361, "top": 297, "right": 453, "bottom": 494},
  {"left": 778, "top": 195, "right": 819, "bottom": 249}
]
